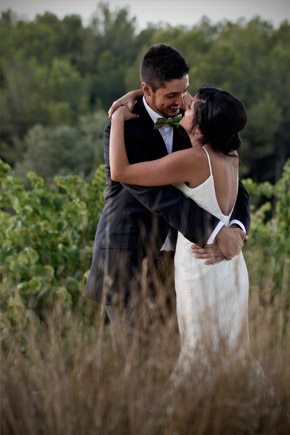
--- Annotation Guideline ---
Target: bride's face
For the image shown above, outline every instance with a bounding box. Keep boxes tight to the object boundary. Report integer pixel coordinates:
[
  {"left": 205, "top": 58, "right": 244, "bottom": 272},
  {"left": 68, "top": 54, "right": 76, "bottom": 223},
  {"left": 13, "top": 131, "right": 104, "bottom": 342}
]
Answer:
[{"left": 180, "top": 96, "right": 198, "bottom": 133}]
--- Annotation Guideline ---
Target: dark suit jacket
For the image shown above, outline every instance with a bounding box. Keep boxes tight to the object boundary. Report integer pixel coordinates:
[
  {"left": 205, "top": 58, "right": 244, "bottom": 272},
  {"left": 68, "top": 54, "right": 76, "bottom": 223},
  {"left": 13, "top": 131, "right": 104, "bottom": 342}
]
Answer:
[{"left": 83, "top": 97, "right": 250, "bottom": 304}]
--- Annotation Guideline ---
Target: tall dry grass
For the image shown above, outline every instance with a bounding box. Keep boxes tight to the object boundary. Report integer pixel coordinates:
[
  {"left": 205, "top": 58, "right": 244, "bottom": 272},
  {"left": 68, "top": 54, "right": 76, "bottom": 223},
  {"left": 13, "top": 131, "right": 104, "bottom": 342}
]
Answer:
[{"left": 1, "top": 277, "right": 289, "bottom": 435}]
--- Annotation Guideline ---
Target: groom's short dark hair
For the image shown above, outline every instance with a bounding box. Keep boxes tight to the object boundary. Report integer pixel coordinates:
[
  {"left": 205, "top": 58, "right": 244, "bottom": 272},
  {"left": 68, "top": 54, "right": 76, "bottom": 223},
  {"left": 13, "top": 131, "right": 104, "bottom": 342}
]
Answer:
[{"left": 140, "top": 43, "right": 189, "bottom": 91}]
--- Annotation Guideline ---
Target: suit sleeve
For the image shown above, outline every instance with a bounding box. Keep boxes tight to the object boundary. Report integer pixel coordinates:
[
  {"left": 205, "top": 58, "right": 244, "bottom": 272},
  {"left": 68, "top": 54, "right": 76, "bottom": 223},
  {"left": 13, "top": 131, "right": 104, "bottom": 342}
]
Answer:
[
  {"left": 230, "top": 181, "right": 250, "bottom": 233},
  {"left": 124, "top": 182, "right": 220, "bottom": 246}
]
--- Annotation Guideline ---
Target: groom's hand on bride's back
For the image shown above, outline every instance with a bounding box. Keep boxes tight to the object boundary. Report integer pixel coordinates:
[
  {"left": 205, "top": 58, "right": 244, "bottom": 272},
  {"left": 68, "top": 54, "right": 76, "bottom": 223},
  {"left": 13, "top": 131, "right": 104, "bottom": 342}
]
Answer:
[
  {"left": 191, "top": 244, "right": 225, "bottom": 265},
  {"left": 191, "top": 227, "right": 247, "bottom": 265},
  {"left": 215, "top": 227, "right": 247, "bottom": 260}
]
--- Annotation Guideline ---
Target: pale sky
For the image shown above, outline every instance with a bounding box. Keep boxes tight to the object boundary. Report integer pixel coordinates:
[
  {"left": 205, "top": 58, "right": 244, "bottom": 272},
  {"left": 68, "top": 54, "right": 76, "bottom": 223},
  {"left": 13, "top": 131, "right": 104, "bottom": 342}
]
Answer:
[{"left": 0, "top": 0, "right": 289, "bottom": 29}]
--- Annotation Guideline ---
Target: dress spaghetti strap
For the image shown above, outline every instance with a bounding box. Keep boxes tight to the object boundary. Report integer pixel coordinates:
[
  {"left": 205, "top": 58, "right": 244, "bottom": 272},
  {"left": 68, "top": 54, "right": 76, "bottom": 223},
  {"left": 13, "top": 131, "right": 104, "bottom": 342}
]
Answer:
[{"left": 202, "top": 146, "right": 213, "bottom": 176}]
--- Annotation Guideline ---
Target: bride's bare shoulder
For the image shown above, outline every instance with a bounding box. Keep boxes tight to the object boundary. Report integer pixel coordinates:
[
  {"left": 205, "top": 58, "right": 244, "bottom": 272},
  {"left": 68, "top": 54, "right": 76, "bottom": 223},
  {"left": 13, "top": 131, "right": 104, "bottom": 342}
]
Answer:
[
  {"left": 181, "top": 146, "right": 207, "bottom": 157},
  {"left": 186, "top": 146, "right": 209, "bottom": 162}
]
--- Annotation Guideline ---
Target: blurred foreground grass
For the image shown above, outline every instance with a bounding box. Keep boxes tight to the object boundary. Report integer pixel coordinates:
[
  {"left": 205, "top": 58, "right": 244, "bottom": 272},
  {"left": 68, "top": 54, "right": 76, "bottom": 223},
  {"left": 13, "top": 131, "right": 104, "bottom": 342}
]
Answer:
[{"left": 1, "top": 272, "right": 289, "bottom": 435}]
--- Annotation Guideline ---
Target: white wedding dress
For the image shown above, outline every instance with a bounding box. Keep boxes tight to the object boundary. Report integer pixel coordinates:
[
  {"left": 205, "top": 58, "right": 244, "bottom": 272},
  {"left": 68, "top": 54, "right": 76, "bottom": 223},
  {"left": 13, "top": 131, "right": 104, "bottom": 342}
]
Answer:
[{"left": 174, "top": 147, "right": 250, "bottom": 373}]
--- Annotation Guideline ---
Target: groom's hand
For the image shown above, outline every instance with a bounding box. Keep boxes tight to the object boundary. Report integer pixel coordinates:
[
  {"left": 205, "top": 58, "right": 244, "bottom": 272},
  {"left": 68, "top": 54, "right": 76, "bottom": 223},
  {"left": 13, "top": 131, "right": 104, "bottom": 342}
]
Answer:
[
  {"left": 191, "top": 227, "right": 248, "bottom": 264},
  {"left": 191, "top": 243, "right": 225, "bottom": 265},
  {"left": 215, "top": 226, "right": 247, "bottom": 259}
]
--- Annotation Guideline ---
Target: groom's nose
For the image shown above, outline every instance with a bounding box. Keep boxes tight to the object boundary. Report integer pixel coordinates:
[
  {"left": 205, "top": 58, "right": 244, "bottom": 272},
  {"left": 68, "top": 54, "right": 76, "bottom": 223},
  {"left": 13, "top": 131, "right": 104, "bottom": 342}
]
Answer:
[{"left": 174, "top": 94, "right": 184, "bottom": 107}]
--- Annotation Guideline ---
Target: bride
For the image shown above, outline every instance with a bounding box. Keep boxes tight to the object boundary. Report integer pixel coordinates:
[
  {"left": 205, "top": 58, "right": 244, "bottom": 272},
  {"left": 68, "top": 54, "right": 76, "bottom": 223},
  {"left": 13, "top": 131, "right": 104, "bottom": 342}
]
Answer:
[{"left": 109, "top": 87, "right": 250, "bottom": 372}]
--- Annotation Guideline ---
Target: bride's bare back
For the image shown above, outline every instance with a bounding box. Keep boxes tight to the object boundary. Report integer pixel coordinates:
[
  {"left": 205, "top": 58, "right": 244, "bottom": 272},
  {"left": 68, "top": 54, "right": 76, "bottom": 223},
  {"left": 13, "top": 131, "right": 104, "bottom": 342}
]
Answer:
[{"left": 186, "top": 146, "right": 239, "bottom": 216}]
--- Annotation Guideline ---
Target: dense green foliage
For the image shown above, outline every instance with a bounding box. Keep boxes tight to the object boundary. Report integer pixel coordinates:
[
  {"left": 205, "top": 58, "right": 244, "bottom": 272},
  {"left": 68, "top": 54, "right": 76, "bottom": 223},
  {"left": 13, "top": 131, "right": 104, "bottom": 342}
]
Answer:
[
  {"left": 1, "top": 4, "right": 289, "bottom": 181},
  {"left": 243, "top": 160, "right": 290, "bottom": 310},
  {"left": 0, "top": 160, "right": 105, "bottom": 337},
  {"left": 0, "top": 159, "right": 289, "bottom": 338}
]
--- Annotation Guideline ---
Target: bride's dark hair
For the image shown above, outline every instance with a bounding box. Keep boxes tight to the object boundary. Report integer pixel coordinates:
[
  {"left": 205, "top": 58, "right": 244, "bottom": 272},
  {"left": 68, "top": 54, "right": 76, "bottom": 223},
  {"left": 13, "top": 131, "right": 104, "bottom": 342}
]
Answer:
[{"left": 193, "top": 87, "right": 247, "bottom": 155}]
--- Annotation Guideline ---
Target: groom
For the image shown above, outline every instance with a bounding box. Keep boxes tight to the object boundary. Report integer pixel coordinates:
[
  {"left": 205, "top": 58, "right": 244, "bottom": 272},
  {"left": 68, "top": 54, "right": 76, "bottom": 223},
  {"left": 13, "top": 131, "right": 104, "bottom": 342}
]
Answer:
[{"left": 83, "top": 44, "right": 249, "bottom": 335}]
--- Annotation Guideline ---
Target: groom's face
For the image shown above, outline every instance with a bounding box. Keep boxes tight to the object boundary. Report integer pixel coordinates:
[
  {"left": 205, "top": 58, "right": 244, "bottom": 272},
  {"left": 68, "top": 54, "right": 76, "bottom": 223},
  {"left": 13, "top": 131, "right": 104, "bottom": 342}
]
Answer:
[{"left": 143, "top": 74, "right": 189, "bottom": 117}]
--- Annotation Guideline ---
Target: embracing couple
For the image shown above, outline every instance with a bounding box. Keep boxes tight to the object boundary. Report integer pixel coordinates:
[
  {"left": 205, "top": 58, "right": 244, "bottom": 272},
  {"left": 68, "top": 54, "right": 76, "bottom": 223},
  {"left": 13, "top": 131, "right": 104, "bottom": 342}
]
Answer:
[{"left": 84, "top": 44, "right": 250, "bottom": 370}]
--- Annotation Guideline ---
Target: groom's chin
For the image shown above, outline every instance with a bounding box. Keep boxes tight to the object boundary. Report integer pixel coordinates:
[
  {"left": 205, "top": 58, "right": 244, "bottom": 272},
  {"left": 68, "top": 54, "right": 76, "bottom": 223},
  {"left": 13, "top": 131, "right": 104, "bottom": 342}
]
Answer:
[{"left": 167, "top": 108, "right": 180, "bottom": 116}]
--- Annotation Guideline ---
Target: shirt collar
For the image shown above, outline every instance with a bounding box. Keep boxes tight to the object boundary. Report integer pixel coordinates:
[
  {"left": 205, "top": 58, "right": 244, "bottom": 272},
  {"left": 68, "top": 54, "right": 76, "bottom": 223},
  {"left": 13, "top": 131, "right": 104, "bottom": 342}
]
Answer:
[{"left": 143, "top": 96, "right": 162, "bottom": 123}]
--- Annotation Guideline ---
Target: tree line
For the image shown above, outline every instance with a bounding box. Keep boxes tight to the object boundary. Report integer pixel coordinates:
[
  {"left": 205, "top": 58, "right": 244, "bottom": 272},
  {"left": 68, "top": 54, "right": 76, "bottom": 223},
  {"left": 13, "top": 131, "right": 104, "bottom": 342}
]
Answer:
[{"left": 1, "top": 3, "right": 289, "bottom": 182}]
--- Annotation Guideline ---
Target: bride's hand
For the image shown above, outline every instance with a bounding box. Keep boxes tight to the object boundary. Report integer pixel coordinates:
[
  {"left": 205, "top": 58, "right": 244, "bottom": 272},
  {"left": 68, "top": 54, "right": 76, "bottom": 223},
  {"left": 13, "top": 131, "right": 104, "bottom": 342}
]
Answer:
[
  {"left": 111, "top": 105, "right": 139, "bottom": 122},
  {"left": 182, "top": 91, "right": 194, "bottom": 110},
  {"left": 108, "top": 89, "right": 143, "bottom": 117}
]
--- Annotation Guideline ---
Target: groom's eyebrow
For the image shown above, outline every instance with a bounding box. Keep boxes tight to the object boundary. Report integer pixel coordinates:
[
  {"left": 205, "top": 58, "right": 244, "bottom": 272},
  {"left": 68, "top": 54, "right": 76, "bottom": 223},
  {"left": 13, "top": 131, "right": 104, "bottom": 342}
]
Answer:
[{"left": 166, "top": 86, "right": 189, "bottom": 97}]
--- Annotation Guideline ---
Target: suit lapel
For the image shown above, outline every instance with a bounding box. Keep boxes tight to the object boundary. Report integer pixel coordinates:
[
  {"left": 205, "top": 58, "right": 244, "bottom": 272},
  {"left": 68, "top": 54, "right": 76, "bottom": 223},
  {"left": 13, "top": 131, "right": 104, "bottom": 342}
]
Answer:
[
  {"left": 172, "top": 126, "right": 192, "bottom": 152},
  {"left": 133, "top": 98, "right": 169, "bottom": 158}
]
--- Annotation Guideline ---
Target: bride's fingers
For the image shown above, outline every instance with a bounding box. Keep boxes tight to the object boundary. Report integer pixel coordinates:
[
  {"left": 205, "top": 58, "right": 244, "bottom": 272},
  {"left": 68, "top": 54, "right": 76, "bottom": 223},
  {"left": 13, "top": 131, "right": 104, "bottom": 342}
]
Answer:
[
  {"left": 127, "top": 100, "right": 137, "bottom": 111},
  {"left": 108, "top": 99, "right": 137, "bottom": 118},
  {"left": 108, "top": 102, "right": 119, "bottom": 117},
  {"left": 183, "top": 92, "right": 194, "bottom": 108},
  {"left": 110, "top": 106, "right": 139, "bottom": 121}
]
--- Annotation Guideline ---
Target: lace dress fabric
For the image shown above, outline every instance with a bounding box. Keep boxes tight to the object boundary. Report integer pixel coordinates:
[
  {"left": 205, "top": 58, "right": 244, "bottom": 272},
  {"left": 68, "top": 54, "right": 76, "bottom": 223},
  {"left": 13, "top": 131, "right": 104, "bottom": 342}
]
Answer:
[{"left": 174, "top": 148, "right": 250, "bottom": 372}]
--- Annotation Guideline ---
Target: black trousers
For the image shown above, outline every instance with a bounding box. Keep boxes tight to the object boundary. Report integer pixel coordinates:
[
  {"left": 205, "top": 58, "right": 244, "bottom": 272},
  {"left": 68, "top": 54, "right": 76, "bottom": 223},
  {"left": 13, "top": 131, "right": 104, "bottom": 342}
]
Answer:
[{"left": 104, "top": 251, "right": 177, "bottom": 349}]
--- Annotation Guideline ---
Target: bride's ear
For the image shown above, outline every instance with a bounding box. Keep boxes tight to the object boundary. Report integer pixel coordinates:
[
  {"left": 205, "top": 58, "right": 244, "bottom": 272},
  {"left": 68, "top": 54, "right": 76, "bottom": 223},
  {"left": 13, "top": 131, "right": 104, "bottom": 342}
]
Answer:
[{"left": 194, "top": 126, "right": 203, "bottom": 140}]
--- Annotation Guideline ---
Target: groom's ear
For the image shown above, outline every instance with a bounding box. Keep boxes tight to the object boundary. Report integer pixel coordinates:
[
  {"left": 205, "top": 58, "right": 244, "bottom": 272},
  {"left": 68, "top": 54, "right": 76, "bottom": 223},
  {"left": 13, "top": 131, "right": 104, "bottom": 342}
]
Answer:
[{"left": 142, "top": 82, "right": 153, "bottom": 97}]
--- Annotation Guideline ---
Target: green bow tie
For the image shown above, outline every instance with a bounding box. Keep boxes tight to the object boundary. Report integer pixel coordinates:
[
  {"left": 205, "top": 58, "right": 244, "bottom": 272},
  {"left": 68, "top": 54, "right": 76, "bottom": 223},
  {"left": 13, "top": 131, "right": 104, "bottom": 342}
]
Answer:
[{"left": 154, "top": 114, "right": 183, "bottom": 129}]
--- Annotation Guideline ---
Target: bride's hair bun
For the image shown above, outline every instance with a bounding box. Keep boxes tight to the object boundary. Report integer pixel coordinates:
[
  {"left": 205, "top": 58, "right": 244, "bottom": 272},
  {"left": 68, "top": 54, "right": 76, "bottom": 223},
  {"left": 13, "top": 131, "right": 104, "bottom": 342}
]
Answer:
[{"left": 193, "top": 87, "right": 247, "bottom": 155}]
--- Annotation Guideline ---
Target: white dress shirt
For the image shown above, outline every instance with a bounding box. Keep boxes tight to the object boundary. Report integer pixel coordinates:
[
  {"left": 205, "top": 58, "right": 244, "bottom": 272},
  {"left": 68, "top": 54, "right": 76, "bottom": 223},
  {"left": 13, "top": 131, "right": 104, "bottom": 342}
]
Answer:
[{"left": 143, "top": 96, "right": 174, "bottom": 153}]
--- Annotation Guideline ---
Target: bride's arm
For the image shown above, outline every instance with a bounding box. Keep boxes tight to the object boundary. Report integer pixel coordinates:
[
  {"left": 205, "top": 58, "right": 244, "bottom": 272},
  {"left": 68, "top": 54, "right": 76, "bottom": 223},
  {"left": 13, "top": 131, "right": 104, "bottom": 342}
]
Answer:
[
  {"left": 108, "top": 89, "right": 144, "bottom": 117},
  {"left": 108, "top": 89, "right": 194, "bottom": 117},
  {"left": 109, "top": 106, "right": 201, "bottom": 186}
]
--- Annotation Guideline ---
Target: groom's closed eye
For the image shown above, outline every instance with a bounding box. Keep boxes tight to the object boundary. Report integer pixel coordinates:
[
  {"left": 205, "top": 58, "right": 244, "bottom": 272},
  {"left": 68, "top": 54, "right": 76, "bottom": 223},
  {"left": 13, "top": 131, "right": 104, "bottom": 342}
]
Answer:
[{"left": 166, "top": 93, "right": 179, "bottom": 99}]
